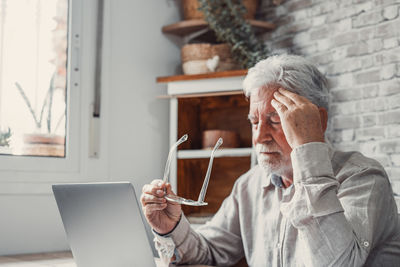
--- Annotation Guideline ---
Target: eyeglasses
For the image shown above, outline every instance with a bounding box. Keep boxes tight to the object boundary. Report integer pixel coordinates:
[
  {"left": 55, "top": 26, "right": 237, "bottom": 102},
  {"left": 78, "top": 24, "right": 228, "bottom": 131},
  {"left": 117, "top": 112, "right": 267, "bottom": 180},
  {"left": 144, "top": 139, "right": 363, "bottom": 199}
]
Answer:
[{"left": 162, "top": 134, "right": 223, "bottom": 206}]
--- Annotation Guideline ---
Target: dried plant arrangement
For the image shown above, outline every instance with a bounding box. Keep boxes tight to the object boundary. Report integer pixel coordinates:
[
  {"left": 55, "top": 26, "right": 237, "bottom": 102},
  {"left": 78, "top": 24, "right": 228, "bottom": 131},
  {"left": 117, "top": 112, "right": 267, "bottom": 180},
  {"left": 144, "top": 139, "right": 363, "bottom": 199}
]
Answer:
[{"left": 198, "top": 0, "right": 269, "bottom": 68}]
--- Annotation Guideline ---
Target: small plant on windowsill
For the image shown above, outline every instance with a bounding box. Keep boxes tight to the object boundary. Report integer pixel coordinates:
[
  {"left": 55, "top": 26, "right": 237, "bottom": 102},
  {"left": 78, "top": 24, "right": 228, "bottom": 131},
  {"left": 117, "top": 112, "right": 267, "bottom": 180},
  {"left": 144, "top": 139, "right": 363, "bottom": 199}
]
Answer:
[
  {"left": 15, "top": 73, "right": 65, "bottom": 156},
  {"left": 0, "top": 127, "right": 12, "bottom": 154},
  {"left": 198, "top": 0, "right": 269, "bottom": 69},
  {"left": 0, "top": 127, "right": 12, "bottom": 147}
]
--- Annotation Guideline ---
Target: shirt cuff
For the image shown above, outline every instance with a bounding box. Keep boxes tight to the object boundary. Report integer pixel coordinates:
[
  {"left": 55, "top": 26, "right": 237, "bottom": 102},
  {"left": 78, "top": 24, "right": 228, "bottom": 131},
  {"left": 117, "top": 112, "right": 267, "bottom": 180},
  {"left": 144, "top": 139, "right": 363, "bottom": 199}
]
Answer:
[
  {"left": 153, "top": 233, "right": 176, "bottom": 264},
  {"left": 167, "top": 214, "right": 192, "bottom": 247},
  {"left": 152, "top": 214, "right": 191, "bottom": 264},
  {"left": 153, "top": 213, "right": 182, "bottom": 237},
  {"left": 290, "top": 142, "right": 335, "bottom": 183}
]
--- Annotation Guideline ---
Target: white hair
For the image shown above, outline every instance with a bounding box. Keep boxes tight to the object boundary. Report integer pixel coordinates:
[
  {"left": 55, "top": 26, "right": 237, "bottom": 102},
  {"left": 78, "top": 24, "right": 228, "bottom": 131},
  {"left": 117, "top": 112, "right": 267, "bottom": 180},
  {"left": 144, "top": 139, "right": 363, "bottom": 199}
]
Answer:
[{"left": 242, "top": 54, "right": 329, "bottom": 111}]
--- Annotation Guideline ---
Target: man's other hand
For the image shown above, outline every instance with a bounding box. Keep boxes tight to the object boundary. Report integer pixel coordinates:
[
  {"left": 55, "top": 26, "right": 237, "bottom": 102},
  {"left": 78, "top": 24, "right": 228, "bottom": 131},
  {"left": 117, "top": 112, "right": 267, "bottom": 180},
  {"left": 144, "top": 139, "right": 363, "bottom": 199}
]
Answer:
[{"left": 140, "top": 179, "right": 182, "bottom": 234}]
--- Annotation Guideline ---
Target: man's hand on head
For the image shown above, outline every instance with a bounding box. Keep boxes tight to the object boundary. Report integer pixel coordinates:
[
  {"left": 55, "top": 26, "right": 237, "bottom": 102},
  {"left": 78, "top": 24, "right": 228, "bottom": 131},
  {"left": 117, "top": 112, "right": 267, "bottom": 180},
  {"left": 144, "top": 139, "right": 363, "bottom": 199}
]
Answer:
[{"left": 271, "top": 88, "right": 326, "bottom": 149}]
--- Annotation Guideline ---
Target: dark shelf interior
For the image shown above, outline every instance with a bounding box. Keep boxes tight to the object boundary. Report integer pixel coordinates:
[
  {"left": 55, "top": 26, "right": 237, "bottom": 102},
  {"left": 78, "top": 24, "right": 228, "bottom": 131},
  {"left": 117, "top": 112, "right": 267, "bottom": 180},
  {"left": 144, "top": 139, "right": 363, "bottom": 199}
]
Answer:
[
  {"left": 177, "top": 94, "right": 252, "bottom": 150},
  {"left": 177, "top": 156, "right": 251, "bottom": 216}
]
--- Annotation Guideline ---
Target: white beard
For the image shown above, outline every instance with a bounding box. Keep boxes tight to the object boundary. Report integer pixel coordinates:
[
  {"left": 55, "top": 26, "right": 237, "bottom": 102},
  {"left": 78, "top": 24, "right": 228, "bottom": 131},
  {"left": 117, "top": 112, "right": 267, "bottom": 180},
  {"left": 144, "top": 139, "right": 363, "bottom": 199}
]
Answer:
[
  {"left": 258, "top": 158, "right": 292, "bottom": 177},
  {"left": 255, "top": 144, "right": 291, "bottom": 176}
]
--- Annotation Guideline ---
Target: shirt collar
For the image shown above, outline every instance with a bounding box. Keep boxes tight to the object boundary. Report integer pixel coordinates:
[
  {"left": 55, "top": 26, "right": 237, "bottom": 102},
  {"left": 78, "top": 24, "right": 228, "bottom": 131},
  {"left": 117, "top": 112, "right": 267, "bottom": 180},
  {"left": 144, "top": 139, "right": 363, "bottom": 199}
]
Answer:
[
  {"left": 261, "top": 172, "right": 275, "bottom": 189},
  {"left": 262, "top": 173, "right": 284, "bottom": 188}
]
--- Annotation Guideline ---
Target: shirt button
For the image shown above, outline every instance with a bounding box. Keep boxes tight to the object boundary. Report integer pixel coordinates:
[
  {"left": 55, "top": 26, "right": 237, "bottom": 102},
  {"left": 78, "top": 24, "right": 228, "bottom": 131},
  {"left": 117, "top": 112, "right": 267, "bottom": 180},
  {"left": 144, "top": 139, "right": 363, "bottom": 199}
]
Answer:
[
  {"left": 276, "top": 243, "right": 281, "bottom": 249},
  {"left": 363, "top": 241, "right": 370, "bottom": 247}
]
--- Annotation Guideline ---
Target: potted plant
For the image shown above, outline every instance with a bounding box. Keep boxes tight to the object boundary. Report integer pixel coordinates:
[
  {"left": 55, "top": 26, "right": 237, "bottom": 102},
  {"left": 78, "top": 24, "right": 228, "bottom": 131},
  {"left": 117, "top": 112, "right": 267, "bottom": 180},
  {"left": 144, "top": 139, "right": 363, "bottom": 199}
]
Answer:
[
  {"left": 15, "top": 73, "right": 65, "bottom": 157},
  {"left": 0, "top": 127, "right": 12, "bottom": 154},
  {"left": 197, "top": 0, "right": 269, "bottom": 69}
]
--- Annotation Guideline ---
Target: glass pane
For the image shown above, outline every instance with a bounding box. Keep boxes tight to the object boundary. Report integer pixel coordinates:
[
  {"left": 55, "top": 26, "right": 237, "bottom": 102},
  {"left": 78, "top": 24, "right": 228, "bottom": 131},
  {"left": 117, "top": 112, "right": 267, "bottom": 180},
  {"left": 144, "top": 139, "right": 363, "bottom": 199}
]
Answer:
[{"left": 0, "top": 0, "right": 68, "bottom": 157}]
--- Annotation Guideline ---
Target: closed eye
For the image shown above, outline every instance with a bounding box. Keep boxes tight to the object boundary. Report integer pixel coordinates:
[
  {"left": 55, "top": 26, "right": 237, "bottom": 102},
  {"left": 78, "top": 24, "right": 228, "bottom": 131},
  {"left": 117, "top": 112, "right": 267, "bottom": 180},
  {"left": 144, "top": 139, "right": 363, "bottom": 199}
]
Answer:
[{"left": 270, "top": 114, "right": 281, "bottom": 124}]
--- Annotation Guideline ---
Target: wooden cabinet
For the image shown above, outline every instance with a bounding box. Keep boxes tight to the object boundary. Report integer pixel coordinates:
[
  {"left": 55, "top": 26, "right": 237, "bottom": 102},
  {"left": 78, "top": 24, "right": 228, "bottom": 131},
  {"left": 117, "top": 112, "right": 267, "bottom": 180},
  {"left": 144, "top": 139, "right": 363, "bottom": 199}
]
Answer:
[{"left": 157, "top": 70, "right": 255, "bottom": 218}]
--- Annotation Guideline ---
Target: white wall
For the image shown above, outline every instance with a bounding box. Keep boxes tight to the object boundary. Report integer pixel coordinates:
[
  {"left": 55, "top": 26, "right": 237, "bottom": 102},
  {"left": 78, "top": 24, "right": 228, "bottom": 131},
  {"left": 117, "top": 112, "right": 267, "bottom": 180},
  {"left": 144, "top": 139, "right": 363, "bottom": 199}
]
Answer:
[
  {"left": 0, "top": 0, "right": 180, "bottom": 255},
  {"left": 106, "top": 0, "right": 180, "bottom": 183}
]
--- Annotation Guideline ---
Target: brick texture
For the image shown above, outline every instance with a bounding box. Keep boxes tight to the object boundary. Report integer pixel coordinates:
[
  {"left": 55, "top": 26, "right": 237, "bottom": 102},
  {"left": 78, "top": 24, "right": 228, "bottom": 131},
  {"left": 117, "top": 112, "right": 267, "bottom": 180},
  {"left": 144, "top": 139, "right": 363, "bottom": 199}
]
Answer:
[{"left": 260, "top": 0, "right": 400, "bottom": 209}]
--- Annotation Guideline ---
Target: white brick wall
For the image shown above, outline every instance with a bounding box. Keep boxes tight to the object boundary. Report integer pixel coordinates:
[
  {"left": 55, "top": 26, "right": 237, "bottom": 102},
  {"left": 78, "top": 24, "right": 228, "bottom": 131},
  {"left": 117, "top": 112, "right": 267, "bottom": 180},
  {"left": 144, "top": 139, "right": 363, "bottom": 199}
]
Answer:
[{"left": 260, "top": 0, "right": 400, "bottom": 209}]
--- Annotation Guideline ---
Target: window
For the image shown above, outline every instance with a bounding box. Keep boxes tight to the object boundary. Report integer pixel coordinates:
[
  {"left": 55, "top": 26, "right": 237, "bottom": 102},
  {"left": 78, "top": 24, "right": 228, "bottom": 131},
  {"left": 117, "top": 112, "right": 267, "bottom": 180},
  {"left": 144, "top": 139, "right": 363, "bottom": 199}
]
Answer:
[
  {"left": 0, "top": 0, "right": 83, "bottom": 174},
  {"left": 0, "top": 0, "right": 68, "bottom": 157}
]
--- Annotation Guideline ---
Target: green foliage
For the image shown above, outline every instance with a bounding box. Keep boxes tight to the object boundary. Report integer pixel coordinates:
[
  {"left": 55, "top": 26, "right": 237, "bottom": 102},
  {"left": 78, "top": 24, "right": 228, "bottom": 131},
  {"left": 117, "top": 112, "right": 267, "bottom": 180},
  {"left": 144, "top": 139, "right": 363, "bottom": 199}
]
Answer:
[
  {"left": 198, "top": 0, "right": 269, "bottom": 69},
  {"left": 15, "top": 73, "right": 56, "bottom": 134},
  {"left": 0, "top": 128, "right": 12, "bottom": 147}
]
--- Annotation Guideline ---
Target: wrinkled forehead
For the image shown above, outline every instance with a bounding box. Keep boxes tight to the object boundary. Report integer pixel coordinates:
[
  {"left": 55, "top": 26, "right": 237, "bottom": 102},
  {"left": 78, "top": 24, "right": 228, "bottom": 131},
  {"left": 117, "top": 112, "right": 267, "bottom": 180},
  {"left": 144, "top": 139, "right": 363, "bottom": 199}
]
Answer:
[
  {"left": 249, "top": 84, "right": 280, "bottom": 105},
  {"left": 249, "top": 88, "right": 279, "bottom": 116}
]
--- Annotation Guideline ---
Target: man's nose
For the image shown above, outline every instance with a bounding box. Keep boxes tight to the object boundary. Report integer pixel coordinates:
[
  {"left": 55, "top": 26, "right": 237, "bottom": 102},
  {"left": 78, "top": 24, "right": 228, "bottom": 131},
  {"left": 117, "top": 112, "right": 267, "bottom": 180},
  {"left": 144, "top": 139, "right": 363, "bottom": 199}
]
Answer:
[{"left": 253, "top": 120, "right": 273, "bottom": 144}]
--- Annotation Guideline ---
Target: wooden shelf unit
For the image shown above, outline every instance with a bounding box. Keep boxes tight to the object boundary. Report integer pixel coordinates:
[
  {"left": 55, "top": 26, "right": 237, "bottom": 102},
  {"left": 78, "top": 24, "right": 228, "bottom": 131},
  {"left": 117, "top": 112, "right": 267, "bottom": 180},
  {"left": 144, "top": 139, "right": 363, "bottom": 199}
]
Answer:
[{"left": 158, "top": 70, "right": 255, "bottom": 218}]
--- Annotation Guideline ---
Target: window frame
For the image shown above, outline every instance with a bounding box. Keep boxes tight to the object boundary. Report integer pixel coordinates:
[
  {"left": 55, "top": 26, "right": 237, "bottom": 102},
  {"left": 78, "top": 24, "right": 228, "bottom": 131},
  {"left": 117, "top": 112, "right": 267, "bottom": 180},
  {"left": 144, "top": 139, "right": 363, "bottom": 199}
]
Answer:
[{"left": 0, "top": 0, "right": 81, "bottom": 174}]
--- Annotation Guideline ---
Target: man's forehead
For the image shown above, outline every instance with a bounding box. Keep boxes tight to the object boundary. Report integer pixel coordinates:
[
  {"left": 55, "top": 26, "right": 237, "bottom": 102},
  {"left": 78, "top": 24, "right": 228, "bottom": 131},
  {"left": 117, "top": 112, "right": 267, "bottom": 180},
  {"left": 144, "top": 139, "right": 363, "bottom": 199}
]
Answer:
[
  {"left": 250, "top": 86, "right": 278, "bottom": 103},
  {"left": 249, "top": 95, "right": 274, "bottom": 107}
]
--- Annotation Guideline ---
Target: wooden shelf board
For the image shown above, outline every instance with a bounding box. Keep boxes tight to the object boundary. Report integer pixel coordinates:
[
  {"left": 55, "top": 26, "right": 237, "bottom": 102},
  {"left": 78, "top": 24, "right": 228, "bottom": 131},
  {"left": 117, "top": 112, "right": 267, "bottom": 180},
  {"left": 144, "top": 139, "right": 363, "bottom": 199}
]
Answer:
[
  {"left": 157, "top": 69, "right": 247, "bottom": 83},
  {"left": 162, "top": 19, "right": 208, "bottom": 36},
  {"left": 177, "top": 147, "right": 253, "bottom": 159},
  {"left": 162, "top": 19, "right": 276, "bottom": 36},
  {"left": 157, "top": 90, "right": 244, "bottom": 99}
]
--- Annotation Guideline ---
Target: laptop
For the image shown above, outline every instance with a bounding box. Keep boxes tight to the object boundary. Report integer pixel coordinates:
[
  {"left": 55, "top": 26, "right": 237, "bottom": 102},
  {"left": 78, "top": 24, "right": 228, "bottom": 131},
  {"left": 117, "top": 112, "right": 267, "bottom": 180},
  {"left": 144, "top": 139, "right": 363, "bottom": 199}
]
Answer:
[{"left": 52, "top": 182, "right": 158, "bottom": 267}]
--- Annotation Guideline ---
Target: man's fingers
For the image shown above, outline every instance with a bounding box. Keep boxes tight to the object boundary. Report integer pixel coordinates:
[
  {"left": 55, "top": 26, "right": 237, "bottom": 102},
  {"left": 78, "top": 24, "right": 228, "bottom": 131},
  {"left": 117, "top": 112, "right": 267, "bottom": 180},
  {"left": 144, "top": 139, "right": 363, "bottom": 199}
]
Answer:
[
  {"left": 271, "top": 99, "right": 287, "bottom": 114},
  {"left": 165, "top": 183, "right": 176, "bottom": 196},
  {"left": 144, "top": 203, "right": 168, "bottom": 213},
  {"left": 141, "top": 194, "right": 166, "bottom": 205},
  {"left": 142, "top": 180, "right": 166, "bottom": 195},
  {"left": 278, "top": 88, "right": 308, "bottom": 104},
  {"left": 142, "top": 184, "right": 159, "bottom": 195},
  {"left": 273, "top": 90, "right": 294, "bottom": 108}
]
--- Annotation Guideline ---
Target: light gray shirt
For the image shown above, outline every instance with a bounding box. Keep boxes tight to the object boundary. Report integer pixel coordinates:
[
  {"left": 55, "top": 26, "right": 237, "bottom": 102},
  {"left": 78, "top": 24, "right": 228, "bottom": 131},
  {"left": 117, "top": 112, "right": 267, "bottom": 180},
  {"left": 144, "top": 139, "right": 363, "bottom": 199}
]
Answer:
[{"left": 155, "top": 142, "right": 400, "bottom": 266}]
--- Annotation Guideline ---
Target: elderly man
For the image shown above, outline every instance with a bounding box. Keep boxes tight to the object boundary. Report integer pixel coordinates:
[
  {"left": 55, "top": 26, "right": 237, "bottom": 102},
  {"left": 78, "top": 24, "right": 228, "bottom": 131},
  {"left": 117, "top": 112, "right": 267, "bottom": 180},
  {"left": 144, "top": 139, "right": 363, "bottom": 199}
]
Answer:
[{"left": 141, "top": 55, "right": 400, "bottom": 266}]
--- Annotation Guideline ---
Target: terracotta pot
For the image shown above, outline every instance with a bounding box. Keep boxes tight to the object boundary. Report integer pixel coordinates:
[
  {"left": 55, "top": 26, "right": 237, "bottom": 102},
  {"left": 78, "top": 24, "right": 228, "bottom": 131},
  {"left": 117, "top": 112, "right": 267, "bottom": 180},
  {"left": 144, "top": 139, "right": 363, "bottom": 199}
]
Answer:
[
  {"left": 23, "top": 133, "right": 65, "bottom": 145},
  {"left": 202, "top": 129, "right": 240, "bottom": 149},
  {"left": 22, "top": 133, "right": 65, "bottom": 157},
  {"left": 182, "top": 0, "right": 259, "bottom": 20}
]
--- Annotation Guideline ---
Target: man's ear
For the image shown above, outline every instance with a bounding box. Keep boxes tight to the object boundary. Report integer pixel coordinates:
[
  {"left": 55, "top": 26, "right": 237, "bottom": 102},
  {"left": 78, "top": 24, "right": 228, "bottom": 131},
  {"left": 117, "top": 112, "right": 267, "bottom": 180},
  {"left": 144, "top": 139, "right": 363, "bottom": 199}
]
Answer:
[{"left": 318, "top": 107, "right": 328, "bottom": 133}]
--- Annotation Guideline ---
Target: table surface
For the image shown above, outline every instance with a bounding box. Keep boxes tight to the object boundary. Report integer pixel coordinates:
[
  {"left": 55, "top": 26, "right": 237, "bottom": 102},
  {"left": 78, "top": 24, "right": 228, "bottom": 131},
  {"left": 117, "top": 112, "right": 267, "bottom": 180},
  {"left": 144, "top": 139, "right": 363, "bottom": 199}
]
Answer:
[
  {"left": 0, "top": 251, "right": 76, "bottom": 267},
  {"left": 0, "top": 251, "right": 211, "bottom": 267}
]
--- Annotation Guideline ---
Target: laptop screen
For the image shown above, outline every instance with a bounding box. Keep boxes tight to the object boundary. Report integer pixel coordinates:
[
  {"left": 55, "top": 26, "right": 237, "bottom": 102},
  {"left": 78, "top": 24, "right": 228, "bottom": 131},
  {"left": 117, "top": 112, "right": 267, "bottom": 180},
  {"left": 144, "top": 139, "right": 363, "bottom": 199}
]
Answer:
[{"left": 53, "top": 182, "right": 157, "bottom": 267}]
